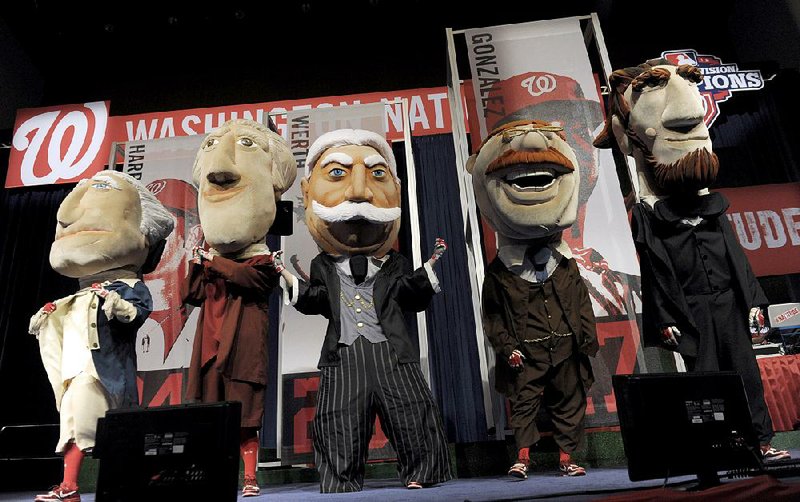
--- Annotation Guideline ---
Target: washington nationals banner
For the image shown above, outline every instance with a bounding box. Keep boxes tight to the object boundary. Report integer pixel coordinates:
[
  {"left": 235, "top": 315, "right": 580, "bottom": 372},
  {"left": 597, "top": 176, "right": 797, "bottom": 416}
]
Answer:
[
  {"left": 6, "top": 87, "right": 464, "bottom": 189},
  {"left": 463, "top": 17, "right": 644, "bottom": 427}
]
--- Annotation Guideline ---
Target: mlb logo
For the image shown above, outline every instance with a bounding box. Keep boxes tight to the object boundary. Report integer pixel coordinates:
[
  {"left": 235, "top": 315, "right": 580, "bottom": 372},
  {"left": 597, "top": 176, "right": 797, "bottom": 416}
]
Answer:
[{"left": 662, "top": 50, "right": 699, "bottom": 67}]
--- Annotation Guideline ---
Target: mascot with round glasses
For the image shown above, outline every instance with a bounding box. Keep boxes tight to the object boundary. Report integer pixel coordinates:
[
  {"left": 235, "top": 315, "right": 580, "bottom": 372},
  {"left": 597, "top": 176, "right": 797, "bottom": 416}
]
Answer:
[{"left": 467, "top": 120, "right": 598, "bottom": 478}]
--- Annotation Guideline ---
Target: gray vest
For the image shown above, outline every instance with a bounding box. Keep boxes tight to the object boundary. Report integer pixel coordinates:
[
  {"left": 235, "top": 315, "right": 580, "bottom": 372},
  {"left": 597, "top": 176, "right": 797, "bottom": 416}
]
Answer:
[{"left": 335, "top": 267, "right": 388, "bottom": 346}]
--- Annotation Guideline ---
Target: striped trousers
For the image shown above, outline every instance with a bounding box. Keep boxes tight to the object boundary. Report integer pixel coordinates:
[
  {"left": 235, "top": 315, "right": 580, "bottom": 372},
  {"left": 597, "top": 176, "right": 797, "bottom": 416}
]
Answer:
[{"left": 313, "top": 337, "right": 452, "bottom": 493}]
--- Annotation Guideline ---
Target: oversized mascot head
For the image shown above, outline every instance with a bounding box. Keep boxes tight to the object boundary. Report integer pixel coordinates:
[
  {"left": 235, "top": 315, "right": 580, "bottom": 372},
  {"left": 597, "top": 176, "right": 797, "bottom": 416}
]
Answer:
[
  {"left": 467, "top": 119, "right": 581, "bottom": 240},
  {"left": 301, "top": 129, "right": 401, "bottom": 257},
  {"left": 192, "top": 119, "right": 297, "bottom": 255},
  {"left": 50, "top": 170, "right": 174, "bottom": 278},
  {"left": 593, "top": 58, "right": 718, "bottom": 196}
]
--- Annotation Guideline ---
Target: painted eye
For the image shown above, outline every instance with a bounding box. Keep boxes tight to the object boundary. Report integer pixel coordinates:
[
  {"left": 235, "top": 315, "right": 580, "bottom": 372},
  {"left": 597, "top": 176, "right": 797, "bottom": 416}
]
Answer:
[
  {"left": 237, "top": 137, "right": 254, "bottom": 147},
  {"left": 205, "top": 138, "right": 219, "bottom": 149},
  {"left": 371, "top": 169, "right": 386, "bottom": 178},
  {"left": 91, "top": 181, "right": 111, "bottom": 190},
  {"left": 329, "top": 168, "right": 346, "bottom": 178}
]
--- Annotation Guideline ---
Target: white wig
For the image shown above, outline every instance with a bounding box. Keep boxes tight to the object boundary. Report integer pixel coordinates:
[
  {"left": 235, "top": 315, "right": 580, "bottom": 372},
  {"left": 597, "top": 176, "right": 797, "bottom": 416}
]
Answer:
[
  {"left": 306, "top": 129, "right": 397, "bottom": 180},
  {"left": 92, "top": 170, "right": 174, "bottom": 246}
]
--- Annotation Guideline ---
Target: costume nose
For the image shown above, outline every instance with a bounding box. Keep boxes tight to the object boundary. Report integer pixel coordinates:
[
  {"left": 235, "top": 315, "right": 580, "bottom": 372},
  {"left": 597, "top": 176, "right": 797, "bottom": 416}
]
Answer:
[
  {"left": 344, "top": 164, "right": 373, "bottom": 202},
  {"left": 518, "top": 130, "right": 550, "bottom": 151},
  {"left": 56, "top": 187, "right": 85, "bottom": 229},
  {"left": 216, "top": 132, "right": 237, "bottom": 163},
  {"left": 662, "top": 78, "right": 705, "bottom": 130}
]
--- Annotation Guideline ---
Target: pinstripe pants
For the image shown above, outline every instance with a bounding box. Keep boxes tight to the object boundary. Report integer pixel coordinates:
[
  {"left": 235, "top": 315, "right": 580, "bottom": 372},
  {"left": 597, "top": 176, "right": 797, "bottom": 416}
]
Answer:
[{"left": 313, "top": 337, "right": 452, "bottom": 493}]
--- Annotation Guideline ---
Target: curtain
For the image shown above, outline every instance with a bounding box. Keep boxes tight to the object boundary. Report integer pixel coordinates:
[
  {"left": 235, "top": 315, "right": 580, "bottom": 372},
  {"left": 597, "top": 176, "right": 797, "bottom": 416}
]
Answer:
[
  {"left": 408, "top": 134, "right": 488, "bottom": 443},
  {"left": 0, "top": 151, "right": 76, "bottom": 427}
]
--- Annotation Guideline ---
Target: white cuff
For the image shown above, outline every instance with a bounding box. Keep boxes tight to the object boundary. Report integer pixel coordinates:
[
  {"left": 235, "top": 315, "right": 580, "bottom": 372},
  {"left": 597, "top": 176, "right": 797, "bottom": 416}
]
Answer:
[
  {"left": 281, "top": 274, "right": 299, "bottom": 306},
  {"left": 424, "top": 262, "right": 441, "bottom": 294},
  {"left": 29, "top": 309, "right": 47, "bottom": 336}
]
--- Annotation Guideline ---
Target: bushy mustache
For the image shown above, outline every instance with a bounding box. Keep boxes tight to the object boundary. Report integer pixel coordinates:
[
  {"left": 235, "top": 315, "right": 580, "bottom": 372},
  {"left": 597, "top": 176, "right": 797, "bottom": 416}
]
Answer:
[
  {"left": 486, "top": 149, "right": 575, "bottom": 175},
  {"left": 312, "top": 200, "right": 401, "bottom": 223}
]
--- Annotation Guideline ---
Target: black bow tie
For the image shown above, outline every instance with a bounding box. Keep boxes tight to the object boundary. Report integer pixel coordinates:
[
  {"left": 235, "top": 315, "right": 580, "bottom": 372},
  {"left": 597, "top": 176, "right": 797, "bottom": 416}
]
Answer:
[{"left": 349, "top": 255, "right": 368, "bottom": 285}]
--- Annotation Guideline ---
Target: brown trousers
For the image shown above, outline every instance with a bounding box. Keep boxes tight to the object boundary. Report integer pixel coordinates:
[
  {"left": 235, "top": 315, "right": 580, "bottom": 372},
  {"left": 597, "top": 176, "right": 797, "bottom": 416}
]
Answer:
[{"left": 508, "top": 352, "right": 586, "bottom": 454}]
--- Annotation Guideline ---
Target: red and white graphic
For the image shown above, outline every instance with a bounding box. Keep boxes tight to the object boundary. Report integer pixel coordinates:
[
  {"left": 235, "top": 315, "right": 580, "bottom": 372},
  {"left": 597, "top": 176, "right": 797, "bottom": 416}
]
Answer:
[
  {"left": 7, "top": 101, "right": 111, "bottom": 188},
  {"left": 661, "top": 49, "right": 764, "bottom": 127},
  {"left": 719, "top": 183, "right": 800, "bottom": 277}
]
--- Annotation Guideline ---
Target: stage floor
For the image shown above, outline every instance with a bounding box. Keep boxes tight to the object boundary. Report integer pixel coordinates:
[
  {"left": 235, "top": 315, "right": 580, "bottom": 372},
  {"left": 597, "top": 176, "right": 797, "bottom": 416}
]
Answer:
[{"left": 4, "top": 465, "right": 799, "bottom": 502}]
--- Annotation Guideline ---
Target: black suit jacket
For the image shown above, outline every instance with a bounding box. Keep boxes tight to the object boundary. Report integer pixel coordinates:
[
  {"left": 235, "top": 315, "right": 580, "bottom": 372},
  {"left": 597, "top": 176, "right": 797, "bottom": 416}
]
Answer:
[
  {"left": 294, "top": 250, "right": 436, "bottom": 368},
  {"left": 631, "top": 193, "right": 768, "bottom": 355}
]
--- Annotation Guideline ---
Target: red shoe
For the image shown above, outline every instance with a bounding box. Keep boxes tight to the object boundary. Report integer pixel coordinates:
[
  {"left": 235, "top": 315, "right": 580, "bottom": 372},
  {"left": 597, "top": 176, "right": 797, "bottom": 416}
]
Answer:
[
  {"left": 242, "top": 476, "right": 260, "bottom": 497},
  {"left": 559, "top": 462, "right": 586, "bottom": 477},
  {"left": 34, "top": 484, "right": 81, "bottom": 502}
]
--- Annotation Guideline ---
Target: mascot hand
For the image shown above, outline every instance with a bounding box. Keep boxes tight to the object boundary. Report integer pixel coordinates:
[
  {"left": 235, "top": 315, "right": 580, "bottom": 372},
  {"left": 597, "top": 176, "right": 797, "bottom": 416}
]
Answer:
[
  {"left": 428, "top": 238, "right": 447, "bottom": 264},
  {"left": 749, "top": 307, "right": 768, "bottom": 335},
  {"left": 267, "top": 250, "right": 285, "bottom": 273},
  {"left": 192, "top": 246, "right": 213, "bottom": 263},
  {"left": 660, "top": 326, "right": 682, "bottom": 347},
  {"left": 508, "top": 349, "right": 525, "bottom": 369}
]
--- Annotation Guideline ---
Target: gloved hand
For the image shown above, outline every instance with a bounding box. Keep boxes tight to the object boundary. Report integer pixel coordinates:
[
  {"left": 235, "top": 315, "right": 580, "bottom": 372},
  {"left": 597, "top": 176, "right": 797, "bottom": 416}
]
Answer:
[
  {"left": 749, "top": 307, "right": 768, "bottom": 335},
  {"left": 192, "top": 246, "right": 213, "bottom": 263},
  {"left": 428, "top": 238, "right": 447, "bottom": 264},
  {"left": 508, "top": 349, "right": 525, "bottom": 369},
  {"left": 268, "top": 250, "right": 285, "bottom": 273},
  {"left": 661, "top": 326, "right": 682, "bottom": 348}
]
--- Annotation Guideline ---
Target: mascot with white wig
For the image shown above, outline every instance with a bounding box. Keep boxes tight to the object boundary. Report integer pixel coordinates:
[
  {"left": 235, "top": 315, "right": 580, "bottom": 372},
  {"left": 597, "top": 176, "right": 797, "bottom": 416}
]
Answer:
[
  {"left": 467, "top": 119, "right": 598, "bottom": 478},
  {"left": 594, "top": 58, "right": 789, "bottom": 462},
  {"left": 284, "top": 128, "right": 452, "bottom": 492},
  {"left": 30, "top": 170, "right": 174, "bottom": 502},
  {"left": 181, "top": 119, "right": 297, "bottom": 497}
]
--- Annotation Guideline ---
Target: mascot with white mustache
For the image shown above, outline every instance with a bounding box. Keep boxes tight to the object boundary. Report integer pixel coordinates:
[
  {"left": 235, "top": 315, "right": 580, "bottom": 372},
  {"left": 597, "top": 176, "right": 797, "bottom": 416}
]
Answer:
[
  {"left": 285, "top": 129, "right": 452, "bottom": 493},
  {"left": 594, "top": 58, "right": 789, "bottom": 462},
  {"left": 467, "top": 120, "right": 598, "bottom": 479}
]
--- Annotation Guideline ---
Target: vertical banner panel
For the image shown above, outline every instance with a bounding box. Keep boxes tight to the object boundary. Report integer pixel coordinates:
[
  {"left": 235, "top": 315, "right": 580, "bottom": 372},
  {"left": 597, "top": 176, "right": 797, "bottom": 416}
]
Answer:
[
  {"left": 122, "top": 135, "right": 204, "bottom": 409},
  {"left": 463, "top": 18, "right": 643, "bottom": 426}
]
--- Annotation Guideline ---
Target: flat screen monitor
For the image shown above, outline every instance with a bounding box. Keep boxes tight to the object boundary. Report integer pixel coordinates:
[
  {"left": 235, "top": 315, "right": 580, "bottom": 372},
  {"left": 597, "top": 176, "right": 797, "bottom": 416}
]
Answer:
[
  {"left": 93, "top": 401, "right": 241, "bottom": 502},
  {"left": 612, "top": 371, "right": 762, "bottom": 483}
]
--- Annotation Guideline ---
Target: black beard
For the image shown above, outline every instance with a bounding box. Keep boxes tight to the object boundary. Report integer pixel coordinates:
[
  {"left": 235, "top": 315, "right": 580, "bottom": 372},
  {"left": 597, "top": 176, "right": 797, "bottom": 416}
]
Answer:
[{"left": 645, "top": 148, "right": 720, "bottom": 194}]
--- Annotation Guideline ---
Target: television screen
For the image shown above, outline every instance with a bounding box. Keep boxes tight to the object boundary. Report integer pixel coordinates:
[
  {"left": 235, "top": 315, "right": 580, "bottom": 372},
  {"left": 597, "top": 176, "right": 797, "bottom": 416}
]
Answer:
[
  {"left": 93, "top": 401, "right": 241, "bottom": 502},
  {"left": 612, "top": 371, "right": 762, "bottom": 483}
]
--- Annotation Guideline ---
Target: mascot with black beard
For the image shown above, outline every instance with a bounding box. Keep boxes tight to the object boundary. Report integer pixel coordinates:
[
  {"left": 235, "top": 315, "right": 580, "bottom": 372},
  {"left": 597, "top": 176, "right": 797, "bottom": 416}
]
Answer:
[
  {"left": 467, "top": 119, "right": 598, "bottom": 478},
  {"left": 285, "top": 129, "right": 452, "bottom": 493},
  {"left": 594, "top": 58, "right": 789, "bottom": 462}
]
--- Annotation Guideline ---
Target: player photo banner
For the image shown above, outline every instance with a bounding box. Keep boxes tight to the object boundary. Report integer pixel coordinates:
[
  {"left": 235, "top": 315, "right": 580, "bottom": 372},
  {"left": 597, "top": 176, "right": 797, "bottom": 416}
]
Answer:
[
  {"left": 121, "top": 136, "right": 204, "bottom": 407},
  {"left": 464, "top": 17, "right": 645, "bottom": 427}
]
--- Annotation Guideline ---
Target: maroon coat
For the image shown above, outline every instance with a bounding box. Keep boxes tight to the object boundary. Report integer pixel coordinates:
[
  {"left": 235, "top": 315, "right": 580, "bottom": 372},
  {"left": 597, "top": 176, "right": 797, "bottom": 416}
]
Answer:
[{"left": 182, "top": 254, "right": 278, "bottom": 400}]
